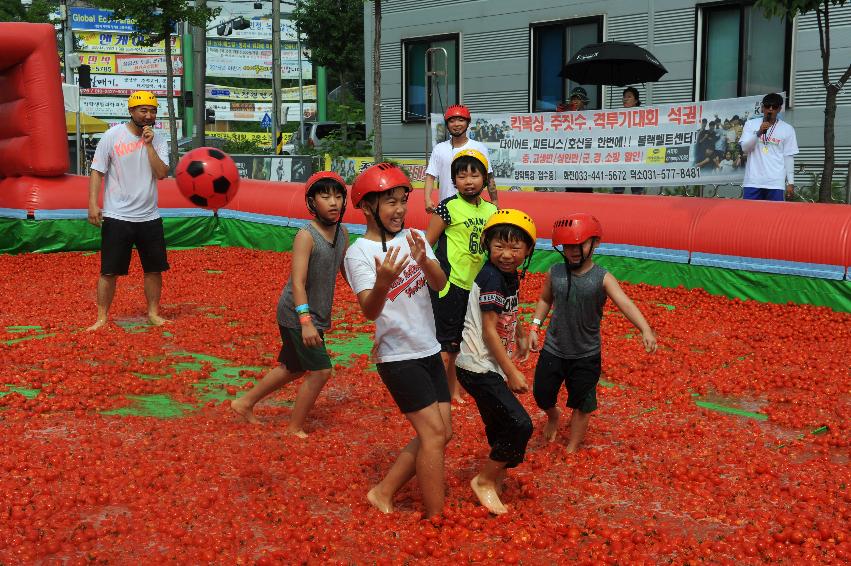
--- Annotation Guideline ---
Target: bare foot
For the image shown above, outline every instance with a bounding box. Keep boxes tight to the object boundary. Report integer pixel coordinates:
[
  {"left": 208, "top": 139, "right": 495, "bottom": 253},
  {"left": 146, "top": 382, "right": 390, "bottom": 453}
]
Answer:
[
  {"left": 470, "top": 476, "right": 507, "bottom": 515},
  {"left": 86, "top": 318, "right": 108, "bottom": 332},
  {"left": 230, "top": 399, "right": 261, "bottom": 424},
  {"left": 148, "top": 313, "right": 168, "bottom": 326},
  {"left": 543, "top": 408, "right": 562, "bottom": 442},
  {"left": 367, "top": 486, "right": 393, "bottom": 514},
  {"left": 451, "top": 396, "right": 466, "bottom": 405},
  {"left": 565, "top": 443, "right": 580, "bottom": 454},
  {"left": 286, "top": 428, "right": 308, "bottom": 439}
]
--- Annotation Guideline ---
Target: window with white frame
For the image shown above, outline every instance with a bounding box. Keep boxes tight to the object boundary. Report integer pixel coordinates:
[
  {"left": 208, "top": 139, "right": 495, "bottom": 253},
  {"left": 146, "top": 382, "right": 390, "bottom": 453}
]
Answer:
[
  {"left": 402, "top": 34, "right": 458, "bottom": 122},
  {"left": 698, "top": 2, "right": 791, "bottom": 101}
]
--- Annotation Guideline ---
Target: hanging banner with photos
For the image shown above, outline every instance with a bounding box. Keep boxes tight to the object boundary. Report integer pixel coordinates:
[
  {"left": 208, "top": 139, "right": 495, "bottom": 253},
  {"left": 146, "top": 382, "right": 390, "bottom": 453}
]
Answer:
[
  {"left": 76, "top": 31, "right": 181, "bottom": 55},
  {"left": 205, "top": 83, "right": 316, "bottom": 102},
  {"left": 431, "top": 94, "right": 768, "bottom": 187},
  {"left": 79, "top": 53, "right": 184, "bottom": 75},
  {"left": 81, "top": 75, "right": 182, "bottom": 96}
]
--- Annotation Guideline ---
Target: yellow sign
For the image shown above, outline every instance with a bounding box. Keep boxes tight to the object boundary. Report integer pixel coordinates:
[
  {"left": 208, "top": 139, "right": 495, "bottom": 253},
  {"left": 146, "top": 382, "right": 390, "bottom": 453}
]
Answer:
[
  {"left": 79, "top": 53, "right": 116, "bottom": 74},
  {"left": 645, "top": 147, "right": 666, "bottom": 164},
  {"left": 76, "top": 31, "right": 181, "bottom": 55},
  {"left": 205, "top": 131, "right": 274, "bottom": 147}
]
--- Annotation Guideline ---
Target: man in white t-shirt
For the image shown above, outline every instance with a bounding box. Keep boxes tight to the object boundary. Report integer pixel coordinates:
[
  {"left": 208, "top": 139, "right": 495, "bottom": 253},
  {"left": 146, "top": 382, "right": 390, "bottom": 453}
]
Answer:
[
  {"left": 739, "top": 93, "right": 799, "bottom": 201},
  {"left": 86, "top": 90, "right": 170, "bottom": 331},
  {"left": 424, "top": 105, "right": 498, "bottom": 213}
]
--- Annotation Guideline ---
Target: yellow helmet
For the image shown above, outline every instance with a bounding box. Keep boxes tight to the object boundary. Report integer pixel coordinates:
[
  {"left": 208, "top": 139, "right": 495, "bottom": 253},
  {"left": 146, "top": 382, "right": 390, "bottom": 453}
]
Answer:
[
  {"left": 452, "top": 148, "right": 489, "bottom": 171},
  {"left": 128, "top": 91, "right": 158, "bottom": 108},
  {"left": 482, "top": 208, "right": 537, "bottom": 246}
]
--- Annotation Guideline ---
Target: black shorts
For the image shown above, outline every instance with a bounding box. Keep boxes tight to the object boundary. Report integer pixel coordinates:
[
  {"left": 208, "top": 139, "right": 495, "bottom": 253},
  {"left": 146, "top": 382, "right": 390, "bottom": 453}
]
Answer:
[
  {"left": 277, "top": 324, "right": 332, "bottom": 373},
  {"left": 457, "top": 367, "right": 533, "bottom": 468},
  {"left": 100, "top": 217, "right": 169, "bottom": 276},
  {"left": 376, "top": 353, "right": 450, "bottom": 414},
  {"left": 430, "top": 282, "right": 470, "bottom": 353},
  {"left": 533, "top": 349, "right": 601, "bottom": 413}
]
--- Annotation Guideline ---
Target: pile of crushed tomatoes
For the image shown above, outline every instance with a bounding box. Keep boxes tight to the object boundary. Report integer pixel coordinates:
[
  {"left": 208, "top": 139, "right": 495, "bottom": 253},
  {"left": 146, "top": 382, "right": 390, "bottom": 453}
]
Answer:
[{"left": 1, "top": 247, "right": 848, "bottom": 565}]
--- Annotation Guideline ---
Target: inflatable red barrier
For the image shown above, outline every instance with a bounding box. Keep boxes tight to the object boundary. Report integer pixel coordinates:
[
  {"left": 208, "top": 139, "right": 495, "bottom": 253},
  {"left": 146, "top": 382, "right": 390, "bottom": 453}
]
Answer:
[
  {"left": 0, "top": 23, "right": 68, "bottom": 177},
  {"left": 2, "top": 174, "right": 849, "bottom": 271}
]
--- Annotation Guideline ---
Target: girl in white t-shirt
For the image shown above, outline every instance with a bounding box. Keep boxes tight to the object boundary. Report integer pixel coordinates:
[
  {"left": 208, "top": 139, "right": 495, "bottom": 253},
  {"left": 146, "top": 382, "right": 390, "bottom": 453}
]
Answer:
[{"left": 343, "top": 163, "right": 451, "bottom": 519}]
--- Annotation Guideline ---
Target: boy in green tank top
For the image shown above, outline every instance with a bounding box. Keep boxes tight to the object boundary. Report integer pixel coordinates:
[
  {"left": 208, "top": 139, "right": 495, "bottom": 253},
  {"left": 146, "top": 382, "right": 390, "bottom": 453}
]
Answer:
[{"left": 425, "top": 149, "right": 498, "bottom": 403}]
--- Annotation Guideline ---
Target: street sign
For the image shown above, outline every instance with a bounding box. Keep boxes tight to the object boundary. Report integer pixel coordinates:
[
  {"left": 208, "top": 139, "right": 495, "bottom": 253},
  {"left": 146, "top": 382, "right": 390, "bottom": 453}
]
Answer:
[{"left": 260, "top": 112, "right": 272, "bottom": 128}]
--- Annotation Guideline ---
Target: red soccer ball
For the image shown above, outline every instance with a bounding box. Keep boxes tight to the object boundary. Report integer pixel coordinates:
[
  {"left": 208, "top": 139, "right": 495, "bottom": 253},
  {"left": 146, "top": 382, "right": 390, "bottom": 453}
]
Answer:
[{"left": 175, "top": 147, "right": 240, "bottom": 210}]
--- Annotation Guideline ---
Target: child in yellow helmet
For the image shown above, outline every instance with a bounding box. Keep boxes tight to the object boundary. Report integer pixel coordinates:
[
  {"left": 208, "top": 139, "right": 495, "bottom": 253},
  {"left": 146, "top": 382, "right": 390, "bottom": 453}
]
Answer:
[{"left": 455, "top": 209, "right": 536, "bottom": 515}]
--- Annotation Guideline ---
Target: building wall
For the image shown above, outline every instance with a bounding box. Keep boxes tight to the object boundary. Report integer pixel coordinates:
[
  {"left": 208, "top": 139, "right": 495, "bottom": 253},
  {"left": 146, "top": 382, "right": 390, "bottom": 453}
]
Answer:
[{"left": 364, "top": 0, "right": 851, "bottom": 180}]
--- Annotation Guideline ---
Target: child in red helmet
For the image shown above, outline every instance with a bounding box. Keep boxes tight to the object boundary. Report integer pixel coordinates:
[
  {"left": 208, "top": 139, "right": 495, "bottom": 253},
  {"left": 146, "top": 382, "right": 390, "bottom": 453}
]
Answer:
[
  {"left": 424, "top": 104, "right": 498, "bottom": 213},
  {"left": 529, "top": 213, "right": 657, "bottom": 452},
  {"left": 344, "top": 163, "right": 452, "bottom": 518},
  {"left": 231, "top": 172, "right": 348, "bottom": 437}
]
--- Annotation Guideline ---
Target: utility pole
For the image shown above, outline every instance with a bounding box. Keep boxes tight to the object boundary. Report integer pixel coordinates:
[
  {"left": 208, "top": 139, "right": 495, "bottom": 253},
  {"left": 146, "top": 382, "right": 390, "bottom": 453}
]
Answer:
[
  {"left": 60, "top": 0, "right": 82, "bottom": 174},
  {"left": 271, "top": 0, "right": 281, "bottom": 154},
  {"left": 193, "top": 0, "right": 206, "bottom": 148},
  {"left": 297, "top": 23, "right": 304, "bottom": 144}
]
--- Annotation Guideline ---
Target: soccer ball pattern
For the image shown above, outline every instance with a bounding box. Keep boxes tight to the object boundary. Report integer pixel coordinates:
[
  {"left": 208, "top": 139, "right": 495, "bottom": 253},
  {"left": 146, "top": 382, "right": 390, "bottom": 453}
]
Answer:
[{"left": 175, "top": 147, "right": 240, "bottom": 210}]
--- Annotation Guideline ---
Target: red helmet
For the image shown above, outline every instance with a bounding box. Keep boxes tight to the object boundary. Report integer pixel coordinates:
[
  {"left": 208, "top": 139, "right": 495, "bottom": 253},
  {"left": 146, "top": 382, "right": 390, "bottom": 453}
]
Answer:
[
  {"left": 305, "top": 171, "right": 346, "bottom": 198},
  {"left": 552, "top": 213, "right": 603, "bottom": 247},
  {"left": 351, "top": 162, "right": 411, "bottom": 207},
  {"left": 444, "top": 105, "right": 471, "bottom": 122},
  {"left": 304, "top": 170, "right": 347, "bottom": 220}
]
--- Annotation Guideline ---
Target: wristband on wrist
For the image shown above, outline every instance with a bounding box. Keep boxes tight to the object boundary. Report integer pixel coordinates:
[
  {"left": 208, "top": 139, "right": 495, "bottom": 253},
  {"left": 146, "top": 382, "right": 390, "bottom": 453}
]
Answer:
[
  {"left": 295, "top": 303, "right": 310, "bottom": 315},
  {"left": 299, "top": 314, "right": 312, "bottom": 325}
]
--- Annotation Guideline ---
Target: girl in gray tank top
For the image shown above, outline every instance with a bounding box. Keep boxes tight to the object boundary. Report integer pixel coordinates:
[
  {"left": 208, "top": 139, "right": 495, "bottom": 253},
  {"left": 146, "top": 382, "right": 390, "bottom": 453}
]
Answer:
[
  {"left": 278, "top": 222, "right": 346, "bottom": 330},
  {"left": 231, "top": 172, "right": 348, "bottom": 436}
]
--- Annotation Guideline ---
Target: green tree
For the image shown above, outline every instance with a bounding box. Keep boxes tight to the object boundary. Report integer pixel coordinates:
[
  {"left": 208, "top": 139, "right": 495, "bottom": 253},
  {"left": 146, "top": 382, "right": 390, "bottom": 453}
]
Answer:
[
  {"left": 757, "top": 0, "right": 850, "bottom": 203},
  {"left": 91, "top": 0, "right": 219, "bottom": 168},
  {"left": 0, "top": 0, "right": 56, "bottom": 23},
  {"left": 291, "top": 0, "right": 363, "bottom": 92},
  {"left": 292, "top": 0, "right": 380, "bottom": 159}
]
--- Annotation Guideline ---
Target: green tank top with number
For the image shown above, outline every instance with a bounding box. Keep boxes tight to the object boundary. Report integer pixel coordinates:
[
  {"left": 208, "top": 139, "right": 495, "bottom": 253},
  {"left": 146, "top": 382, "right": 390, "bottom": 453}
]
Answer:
[{"left": 433, "top": 195, "right": 497, "bottom": 291}]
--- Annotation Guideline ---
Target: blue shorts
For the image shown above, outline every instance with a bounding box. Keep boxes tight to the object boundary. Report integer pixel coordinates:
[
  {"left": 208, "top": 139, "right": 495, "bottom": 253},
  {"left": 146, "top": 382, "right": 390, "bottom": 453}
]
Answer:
[{"left": 743, "top": 187, "right": 784, "bottom": 201}]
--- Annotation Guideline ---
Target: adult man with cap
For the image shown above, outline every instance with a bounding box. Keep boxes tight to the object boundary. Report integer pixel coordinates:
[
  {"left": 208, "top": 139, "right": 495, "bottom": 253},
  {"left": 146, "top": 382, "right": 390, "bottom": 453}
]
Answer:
[
  {"left": 557, "top": 86, "right": 589, "bottom": 112},
  {"left": 86, "top": 91, "right": 170, "bottom": 331},
  {"left": 739, "top": 93, "right": 798, "bottom": 201},
  {"left": 425, "top": 105, "right": 498, "bottom": 213}
]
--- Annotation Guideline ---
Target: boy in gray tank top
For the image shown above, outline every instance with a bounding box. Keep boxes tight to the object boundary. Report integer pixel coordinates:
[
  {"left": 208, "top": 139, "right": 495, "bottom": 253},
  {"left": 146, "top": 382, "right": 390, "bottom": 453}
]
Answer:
[
  {"left": 231, "top": 172, "right": 348, "bottom": 437},
  {"left": 528, "top": 214, "right": 657, "bottom": 452}
]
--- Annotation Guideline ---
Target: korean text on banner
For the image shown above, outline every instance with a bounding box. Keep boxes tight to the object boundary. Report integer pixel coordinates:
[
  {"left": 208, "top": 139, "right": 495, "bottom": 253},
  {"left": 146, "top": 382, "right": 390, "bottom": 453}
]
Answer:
[
  {"left": 430, "top": 95, "right": 768, "bottom": 188},
  {"left": 82, "top": 75, "right": 182, "bottom": 96},
  {"left": 205, "top": 84, "right": 316, "bottom": 102},
  {"left": 76, "top": 31, "right": 181, "bottom": 55}
]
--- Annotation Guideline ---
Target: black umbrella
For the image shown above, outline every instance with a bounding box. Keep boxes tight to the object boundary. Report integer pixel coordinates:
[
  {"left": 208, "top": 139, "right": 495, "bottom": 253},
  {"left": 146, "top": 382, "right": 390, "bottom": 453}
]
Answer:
[{"left": 562, "top": 41, "right": 667, "bottom": 86}]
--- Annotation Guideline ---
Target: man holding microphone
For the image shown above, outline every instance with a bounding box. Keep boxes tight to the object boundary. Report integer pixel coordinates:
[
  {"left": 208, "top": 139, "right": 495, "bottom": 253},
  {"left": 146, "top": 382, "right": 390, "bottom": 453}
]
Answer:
[
  {"left": 86, "top": 91, "right": 170, "bottom": 331},
  {"left": 739, "top": 93, "right": 799, "bottom": 201}
]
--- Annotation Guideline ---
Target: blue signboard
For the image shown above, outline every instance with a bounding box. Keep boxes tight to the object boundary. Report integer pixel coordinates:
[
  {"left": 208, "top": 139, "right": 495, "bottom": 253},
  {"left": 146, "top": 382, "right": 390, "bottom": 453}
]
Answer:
[
  {"left": 260, "top": 113, "right": 272, "bottom": 129},
  {"left": 70, "top": 8, "right": 137, "bottom": 32},
  {"left": 70, "top": 7, "right": 177, "bottom": 34}
]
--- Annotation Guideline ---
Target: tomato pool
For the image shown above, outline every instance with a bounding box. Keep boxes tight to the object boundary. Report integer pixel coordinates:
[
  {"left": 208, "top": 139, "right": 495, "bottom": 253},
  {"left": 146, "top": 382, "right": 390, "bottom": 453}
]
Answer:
[{"left": 1, "top": 248, "right": 848, "bottom": 564}]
